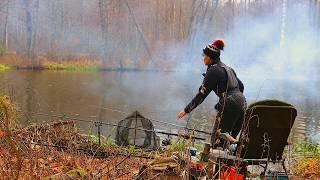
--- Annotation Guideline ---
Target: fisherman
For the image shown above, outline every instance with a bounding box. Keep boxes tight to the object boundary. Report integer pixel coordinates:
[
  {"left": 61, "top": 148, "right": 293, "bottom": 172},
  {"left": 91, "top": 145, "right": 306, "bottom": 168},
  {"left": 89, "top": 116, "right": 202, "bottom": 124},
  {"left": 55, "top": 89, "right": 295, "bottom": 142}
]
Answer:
[{"left": 177, "top": 39, "right": 247, "bottom": 148}]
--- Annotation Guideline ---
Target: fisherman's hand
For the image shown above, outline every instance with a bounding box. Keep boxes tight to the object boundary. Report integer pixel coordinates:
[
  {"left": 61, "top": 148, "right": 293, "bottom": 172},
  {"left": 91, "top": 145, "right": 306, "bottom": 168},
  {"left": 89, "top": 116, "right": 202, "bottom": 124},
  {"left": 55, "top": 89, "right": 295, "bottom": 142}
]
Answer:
[{"left": 177, "top": 111, "right": 187, "bottom": 120}]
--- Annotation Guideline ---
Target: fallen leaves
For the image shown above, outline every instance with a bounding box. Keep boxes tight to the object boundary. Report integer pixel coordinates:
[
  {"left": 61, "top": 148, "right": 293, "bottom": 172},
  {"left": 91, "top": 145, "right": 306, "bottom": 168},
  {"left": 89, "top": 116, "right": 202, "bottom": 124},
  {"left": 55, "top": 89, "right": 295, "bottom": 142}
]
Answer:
[
  {"left": 0, "top": 130, "right": 6, "bottom": 138},
  {"left": 293, "top": 158, "right": 320, "bottom": 178},
  {"left": 148, "top": 156, "right": 178, "bottom": 171},
  {"left": 47, "top": 162, "right": 65, "bottom": 172},
  {"left": 0, "top": 146, "right": 147, "bottom": 179}
]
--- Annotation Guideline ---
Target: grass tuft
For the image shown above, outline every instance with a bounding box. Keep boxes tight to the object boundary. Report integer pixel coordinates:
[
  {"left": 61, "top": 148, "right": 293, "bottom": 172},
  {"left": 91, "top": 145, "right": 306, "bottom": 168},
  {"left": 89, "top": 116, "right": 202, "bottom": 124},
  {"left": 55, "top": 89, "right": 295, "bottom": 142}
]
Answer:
[
  {"left": 44, "top": 62, "right": 98, "bottom": 72},
  {"left": 0, "top": 64, "right": 10, "bottom": 72},
  {"left": 293, "top": 141, "right": 320, "bottom": 178}
]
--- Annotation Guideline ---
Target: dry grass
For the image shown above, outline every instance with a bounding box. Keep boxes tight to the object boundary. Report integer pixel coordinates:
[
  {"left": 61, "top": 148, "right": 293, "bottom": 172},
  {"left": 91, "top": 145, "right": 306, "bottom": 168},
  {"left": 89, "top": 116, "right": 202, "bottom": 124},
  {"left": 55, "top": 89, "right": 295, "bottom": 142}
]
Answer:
[
  {"left": 292, "top": 158, "right": 320, "bottom": 179},
  {"left": 0, "top": 52, "right": 25, "bottom": 66},
  {"left": 0, "top": 96, "right": 22, "bottom": 179},
  {"left": 0, "top": 118, "right": 153, "bottom": 179},
  {"left": 0, "top": 120, "right": 152, "bottom": 179},
  {"left": 0, "top": 95, "right": 186, "bottom": 179},
  {"left": 0, "top": 144, "right": 147, "bottom": 179},
  {"left": 0, "top": 52, "right": 104, "bottom": 71},
  {"left": 41, "top": 60, "right": 101, "bottom": 71},
  {"left": 292, "top": 141, "right": 320, "bottom": 179},
  {"left": 0, "top": 52, "right": 156, "bottom": 71}
]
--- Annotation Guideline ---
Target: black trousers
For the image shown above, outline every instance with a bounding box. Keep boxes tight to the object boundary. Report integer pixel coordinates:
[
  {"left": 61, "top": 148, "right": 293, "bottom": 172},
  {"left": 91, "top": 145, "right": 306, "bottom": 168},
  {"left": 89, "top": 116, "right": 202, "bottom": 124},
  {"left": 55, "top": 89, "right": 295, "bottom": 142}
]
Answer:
[{"left": 212, "top": 92, "right": 246, "bottom": 146}]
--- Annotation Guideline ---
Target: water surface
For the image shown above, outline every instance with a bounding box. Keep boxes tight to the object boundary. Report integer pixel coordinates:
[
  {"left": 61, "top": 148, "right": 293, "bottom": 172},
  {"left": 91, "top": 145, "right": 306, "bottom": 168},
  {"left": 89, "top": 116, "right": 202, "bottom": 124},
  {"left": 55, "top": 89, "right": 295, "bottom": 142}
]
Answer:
[{"left": 1, "top": 70, "right": 319, "bottom": 143}]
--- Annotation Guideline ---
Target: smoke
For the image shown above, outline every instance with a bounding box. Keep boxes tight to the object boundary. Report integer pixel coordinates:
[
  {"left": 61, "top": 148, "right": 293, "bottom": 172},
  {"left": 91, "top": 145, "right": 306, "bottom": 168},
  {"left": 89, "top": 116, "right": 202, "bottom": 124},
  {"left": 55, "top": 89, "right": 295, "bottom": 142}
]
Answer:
[
  {"left": 224, "top": 2, "right": 320, "bottom": 104},
  {"left": 155, "top": 1, "right": 320, "bottom": 137},
  {"left": 167, "top": 1, "right": 320, "bottom": 102}
]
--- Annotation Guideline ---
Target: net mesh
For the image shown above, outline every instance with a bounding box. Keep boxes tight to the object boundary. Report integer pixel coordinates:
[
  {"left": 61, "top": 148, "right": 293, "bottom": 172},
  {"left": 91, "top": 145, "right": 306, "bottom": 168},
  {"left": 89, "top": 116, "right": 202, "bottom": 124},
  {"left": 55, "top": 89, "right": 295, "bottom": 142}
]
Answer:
[{"left": 115, "top": 111, "right": 159, "bottom": 149}]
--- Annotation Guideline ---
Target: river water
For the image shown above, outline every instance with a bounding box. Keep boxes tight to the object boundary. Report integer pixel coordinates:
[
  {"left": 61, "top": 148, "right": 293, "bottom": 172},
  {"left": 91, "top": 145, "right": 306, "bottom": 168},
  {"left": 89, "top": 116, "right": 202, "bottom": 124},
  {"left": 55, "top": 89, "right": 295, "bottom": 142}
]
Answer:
[{"left": 0, "top": 70, "right": 319, "bottom": 144}]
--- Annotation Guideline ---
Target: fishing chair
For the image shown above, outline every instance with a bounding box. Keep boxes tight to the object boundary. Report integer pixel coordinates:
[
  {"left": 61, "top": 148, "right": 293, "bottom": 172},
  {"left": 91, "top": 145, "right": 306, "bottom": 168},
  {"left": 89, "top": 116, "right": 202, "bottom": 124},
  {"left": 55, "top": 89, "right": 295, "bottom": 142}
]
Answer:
[
  {"left": 208, "top": 100, "right": 297, "bottom": 178},
  {"left": 238, "top": 99, "right": 297, "bottom": 175}
]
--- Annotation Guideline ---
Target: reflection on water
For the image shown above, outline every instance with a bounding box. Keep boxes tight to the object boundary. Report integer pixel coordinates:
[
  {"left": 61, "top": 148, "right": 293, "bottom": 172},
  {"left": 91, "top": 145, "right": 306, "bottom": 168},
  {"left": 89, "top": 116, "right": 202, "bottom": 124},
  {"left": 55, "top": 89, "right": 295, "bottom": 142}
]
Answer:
[{"left": 0, "top": 70, "right": 319, "bottom": 144}]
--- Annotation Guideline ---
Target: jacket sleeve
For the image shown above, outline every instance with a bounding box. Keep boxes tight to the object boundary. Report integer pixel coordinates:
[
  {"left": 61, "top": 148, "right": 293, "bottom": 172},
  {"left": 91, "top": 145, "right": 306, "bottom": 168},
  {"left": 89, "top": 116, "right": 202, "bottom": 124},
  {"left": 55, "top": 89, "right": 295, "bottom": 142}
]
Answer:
[{"left": 184, "top": 68, "right": 218, "bottom": 113}]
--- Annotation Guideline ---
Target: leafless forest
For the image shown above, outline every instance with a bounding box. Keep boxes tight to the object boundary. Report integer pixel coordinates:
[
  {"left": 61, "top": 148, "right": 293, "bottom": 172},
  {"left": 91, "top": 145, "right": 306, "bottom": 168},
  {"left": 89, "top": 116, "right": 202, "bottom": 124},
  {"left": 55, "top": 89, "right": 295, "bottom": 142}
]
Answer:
[{"left": 0, "top": 0, "right": 319, "bottom": 68}]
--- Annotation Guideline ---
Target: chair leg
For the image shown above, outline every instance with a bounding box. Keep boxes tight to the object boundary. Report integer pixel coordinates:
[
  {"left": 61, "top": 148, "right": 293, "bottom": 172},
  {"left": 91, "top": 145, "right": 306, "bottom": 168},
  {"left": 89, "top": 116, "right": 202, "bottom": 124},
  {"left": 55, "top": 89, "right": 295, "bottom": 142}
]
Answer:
[
  {"left": 262, "top": 161, "right": 268, "bottom": 175},
  {"left": 282, "top": 159, "right": 288, "bottom": 176}
]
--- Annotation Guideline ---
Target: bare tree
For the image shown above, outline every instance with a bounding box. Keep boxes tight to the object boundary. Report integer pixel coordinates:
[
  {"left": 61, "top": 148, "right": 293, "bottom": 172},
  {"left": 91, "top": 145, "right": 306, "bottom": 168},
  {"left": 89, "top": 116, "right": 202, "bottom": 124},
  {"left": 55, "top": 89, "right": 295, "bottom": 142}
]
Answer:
[
  {"left": 122, "top": 0, "right": 152, "bottom": 65},
  {"left": 0, "top": 0, "right": 315, "bottom": 69},
  {"left": 2, "top": 0, "right": 9, "bottom": 50},
  {"left": 99, "top": 0, "right": 109, "bottom": 62},
  {"left": 23, "top": 0, "right": 33, "bottom": 57},
  {"left": 31, "top": 0, "right": 39, "bottom": 57}
]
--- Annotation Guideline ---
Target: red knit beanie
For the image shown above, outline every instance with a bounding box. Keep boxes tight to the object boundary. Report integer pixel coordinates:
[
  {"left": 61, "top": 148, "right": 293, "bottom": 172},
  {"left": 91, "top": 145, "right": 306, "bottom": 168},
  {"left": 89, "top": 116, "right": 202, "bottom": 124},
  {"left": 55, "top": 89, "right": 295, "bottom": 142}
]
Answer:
[{"left": 212, "top": 39, "right": 225, "bottom": 51}]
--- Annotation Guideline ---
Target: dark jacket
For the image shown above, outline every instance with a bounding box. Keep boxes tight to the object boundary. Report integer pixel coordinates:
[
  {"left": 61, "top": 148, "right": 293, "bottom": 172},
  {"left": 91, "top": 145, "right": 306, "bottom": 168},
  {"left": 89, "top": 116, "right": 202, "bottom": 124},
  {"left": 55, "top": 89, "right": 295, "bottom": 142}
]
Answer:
[{"left": 184, "top": 59, "right": 244, "bottom": 113}]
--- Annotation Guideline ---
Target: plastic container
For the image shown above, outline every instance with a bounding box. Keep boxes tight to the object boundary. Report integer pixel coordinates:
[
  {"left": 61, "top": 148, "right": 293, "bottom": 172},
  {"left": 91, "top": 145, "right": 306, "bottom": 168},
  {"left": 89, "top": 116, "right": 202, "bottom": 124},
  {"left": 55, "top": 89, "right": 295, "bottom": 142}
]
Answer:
[
  {"left": 189, "top": 147, "right": 197, "bottom": 156},
  {"left": 220, "top": 166, "right": 244, "bottom": 180}
]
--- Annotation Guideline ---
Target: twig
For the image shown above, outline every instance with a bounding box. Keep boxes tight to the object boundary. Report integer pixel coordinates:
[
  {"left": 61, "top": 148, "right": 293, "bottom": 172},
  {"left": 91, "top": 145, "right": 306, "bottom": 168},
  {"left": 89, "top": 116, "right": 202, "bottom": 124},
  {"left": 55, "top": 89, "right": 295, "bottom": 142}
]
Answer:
[
  {"left": 105, "top": 152, "right": 132, "bottom": 176},
  {"left": 115, "top": 170, "right": 131, "bottom": 178},
  {"left": 147, "top": 173, "right": 162, "bottom": 180}
]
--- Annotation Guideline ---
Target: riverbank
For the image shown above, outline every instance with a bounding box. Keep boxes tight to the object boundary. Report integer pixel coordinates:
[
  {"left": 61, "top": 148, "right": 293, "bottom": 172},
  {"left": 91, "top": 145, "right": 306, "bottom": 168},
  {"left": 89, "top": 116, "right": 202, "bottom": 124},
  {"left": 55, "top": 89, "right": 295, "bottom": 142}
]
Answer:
[
  {"left": 0, "top": 95, "right": 187, "bottom": 179},
  {"left": 0, "top": 52, "right": 170, "bottom": 72},
  {"left": 0, "top": 95, "right": 318, "bottom": 179}
]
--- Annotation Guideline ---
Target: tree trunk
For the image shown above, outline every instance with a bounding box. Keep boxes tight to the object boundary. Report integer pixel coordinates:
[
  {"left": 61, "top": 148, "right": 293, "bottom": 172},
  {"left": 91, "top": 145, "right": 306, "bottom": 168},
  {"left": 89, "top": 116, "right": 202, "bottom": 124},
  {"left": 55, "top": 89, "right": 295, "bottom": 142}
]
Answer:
[
  {"left": 155, "top": 0, "right": 160, "bottom": 40},
  {"left": 23, "top": 0, "right": 33, "bottom": 57},
  {"left": 31, "top": 0, "right": 39, "bottom": 59},
  {"left": 178, "top": 0, "right": 182, "bottom": 39},
  {"left": 187, "top": 0, "right": 197, "bottom": 38},
  {"left": 3, "top": 0, "right": 9, "bottom": 49},
  {"left": 207, "top": 0, "right": 219, "bottom": 31},
  {"left": 99, "top": 0, "right": 108, "bottom": 63},
  {"left": 123, "top": 0, "right": 152, "bottom": 61},
  {"left": 193, "top": 0, "right": 209, "bottom": 38}
]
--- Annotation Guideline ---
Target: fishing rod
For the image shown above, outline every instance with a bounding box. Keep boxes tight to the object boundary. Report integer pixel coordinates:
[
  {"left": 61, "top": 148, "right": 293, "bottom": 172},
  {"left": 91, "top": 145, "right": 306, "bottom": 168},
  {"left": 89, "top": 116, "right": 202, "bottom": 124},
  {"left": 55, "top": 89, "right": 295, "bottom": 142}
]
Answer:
[
  {"left": 88, "top": 105, "right": 212, "bottom": 135},
  {"left": 19, "top": 110, "right": 208, "bottom": 140},
  {"left": 156, "top": 131, "right": 206, "bottom": 140},
  {"left": 24, "top": 141, "right": 154, "bottom": 159}
]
